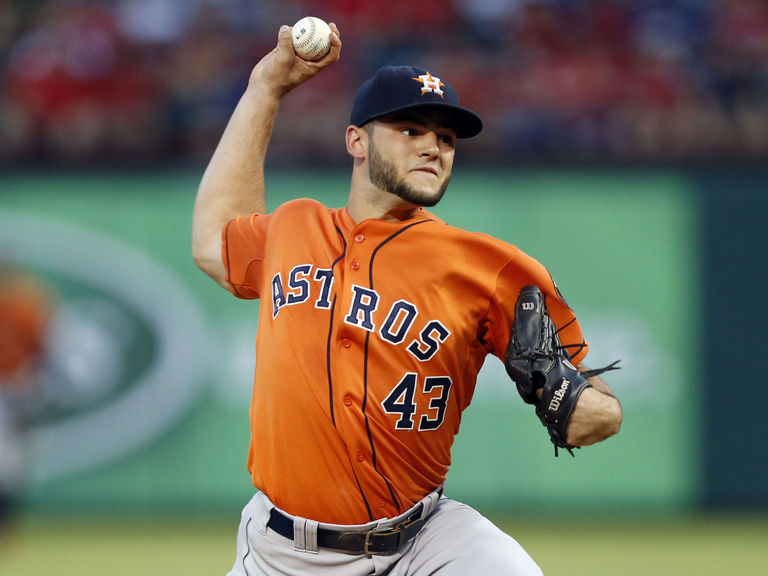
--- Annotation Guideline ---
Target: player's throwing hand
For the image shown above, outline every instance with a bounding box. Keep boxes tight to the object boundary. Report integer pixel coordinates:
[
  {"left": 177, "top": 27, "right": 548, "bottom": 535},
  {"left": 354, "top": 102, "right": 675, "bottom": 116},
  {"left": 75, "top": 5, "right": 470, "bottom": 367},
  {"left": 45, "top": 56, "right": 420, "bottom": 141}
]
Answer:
[{"left": 250, "top": 22, "right": 341, "bottom": 97}]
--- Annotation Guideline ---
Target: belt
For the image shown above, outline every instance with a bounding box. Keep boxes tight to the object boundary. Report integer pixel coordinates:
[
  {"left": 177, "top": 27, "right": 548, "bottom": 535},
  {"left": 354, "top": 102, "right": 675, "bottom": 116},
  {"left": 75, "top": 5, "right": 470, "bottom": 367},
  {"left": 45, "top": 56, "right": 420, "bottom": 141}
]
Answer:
[{"left": 267, "top": 504, "right": 426, "bottom": 555}]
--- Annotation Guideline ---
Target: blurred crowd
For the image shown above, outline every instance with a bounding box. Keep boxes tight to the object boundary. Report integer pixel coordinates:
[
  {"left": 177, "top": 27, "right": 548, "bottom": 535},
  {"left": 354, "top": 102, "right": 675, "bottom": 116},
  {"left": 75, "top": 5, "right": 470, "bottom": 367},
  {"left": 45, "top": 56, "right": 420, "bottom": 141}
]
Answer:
[{"left": 1, "top": 0, "right": 767, "bottom": 167}]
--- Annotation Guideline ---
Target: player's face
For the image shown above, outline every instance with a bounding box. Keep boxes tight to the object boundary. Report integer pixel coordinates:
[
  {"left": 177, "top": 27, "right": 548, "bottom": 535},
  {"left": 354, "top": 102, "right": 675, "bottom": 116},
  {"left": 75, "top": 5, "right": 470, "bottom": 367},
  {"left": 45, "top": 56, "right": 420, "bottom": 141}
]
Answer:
[{"left": 367, "top": 111, "right": 456, "bottom": 207}]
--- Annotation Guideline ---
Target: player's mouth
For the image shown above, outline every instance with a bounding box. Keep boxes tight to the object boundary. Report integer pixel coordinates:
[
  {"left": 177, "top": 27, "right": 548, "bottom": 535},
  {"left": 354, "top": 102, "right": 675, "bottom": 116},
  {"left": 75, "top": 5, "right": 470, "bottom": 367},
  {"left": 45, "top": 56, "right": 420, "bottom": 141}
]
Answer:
[{"left": 411, "top": 165, "right": 439, "bottom": 177}]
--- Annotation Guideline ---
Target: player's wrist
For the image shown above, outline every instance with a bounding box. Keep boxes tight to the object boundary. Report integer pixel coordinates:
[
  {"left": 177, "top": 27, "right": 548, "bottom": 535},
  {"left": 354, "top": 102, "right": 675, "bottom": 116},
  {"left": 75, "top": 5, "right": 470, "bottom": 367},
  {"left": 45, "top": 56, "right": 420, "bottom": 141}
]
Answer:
[{"left": 246, "top": 67, "right": 286, "bottom": 97}]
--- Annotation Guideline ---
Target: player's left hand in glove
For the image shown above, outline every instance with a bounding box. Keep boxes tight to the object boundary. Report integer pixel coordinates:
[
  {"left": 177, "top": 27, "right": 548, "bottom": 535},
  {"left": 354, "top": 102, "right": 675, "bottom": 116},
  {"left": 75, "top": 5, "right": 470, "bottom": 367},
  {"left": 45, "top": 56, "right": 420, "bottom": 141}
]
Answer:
[{"left": 504, "top": 285, "right": 619, "bottom": 456}]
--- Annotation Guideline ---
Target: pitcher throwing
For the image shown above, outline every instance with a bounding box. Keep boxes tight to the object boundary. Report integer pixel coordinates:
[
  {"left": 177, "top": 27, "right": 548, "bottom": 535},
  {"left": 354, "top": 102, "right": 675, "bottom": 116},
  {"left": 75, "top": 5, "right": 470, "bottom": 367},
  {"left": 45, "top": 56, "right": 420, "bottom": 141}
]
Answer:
[{"left": 192, "top": 21, "right": 622, "bottom": 576}]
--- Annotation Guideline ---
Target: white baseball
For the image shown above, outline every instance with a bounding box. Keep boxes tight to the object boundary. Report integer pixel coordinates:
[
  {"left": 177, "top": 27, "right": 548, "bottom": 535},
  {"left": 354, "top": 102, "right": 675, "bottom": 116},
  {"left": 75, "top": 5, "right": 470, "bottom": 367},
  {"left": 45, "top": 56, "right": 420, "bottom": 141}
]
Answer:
[{"left": 291, "top": 16, "right": 332, "bottom": 61}]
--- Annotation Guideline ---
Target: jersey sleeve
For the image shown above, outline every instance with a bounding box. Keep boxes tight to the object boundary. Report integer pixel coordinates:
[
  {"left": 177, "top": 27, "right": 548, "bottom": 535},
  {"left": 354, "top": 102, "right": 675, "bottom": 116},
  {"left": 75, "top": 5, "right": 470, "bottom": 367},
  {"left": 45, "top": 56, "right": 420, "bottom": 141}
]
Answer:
[
  {"left": 222, "top": 213, "right": 270, "bottom": 299},
  {"left": 485, "top": 250, "right": 589, "bottom": 367}
]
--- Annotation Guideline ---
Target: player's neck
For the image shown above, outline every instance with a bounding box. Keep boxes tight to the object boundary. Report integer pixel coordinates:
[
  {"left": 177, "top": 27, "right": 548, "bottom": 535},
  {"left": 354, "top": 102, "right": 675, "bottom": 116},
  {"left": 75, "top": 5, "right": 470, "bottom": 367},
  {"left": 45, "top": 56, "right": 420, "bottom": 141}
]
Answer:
[
  {"left": 347, "top": 193, "right": 420, "bottom": 224},
  {"left": 347, "top": 178, "right": 421, "bottom": 223}
]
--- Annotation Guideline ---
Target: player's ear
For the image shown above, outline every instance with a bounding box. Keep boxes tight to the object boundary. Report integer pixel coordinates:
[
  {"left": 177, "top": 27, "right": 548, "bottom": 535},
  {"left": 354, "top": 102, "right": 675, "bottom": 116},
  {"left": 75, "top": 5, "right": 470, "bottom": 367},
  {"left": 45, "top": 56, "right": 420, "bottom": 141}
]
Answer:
[{"left": 346, "top": 125, "right": 367, "bottom": 160}]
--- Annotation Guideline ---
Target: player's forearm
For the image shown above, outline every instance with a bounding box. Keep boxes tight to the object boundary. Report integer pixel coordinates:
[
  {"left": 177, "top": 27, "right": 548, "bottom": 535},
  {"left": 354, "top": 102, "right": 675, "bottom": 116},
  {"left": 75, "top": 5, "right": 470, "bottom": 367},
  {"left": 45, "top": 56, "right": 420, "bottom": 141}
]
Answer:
[
  {"left": 192, "top": 22, "right": 342, "bottom": 286},
  {"left": 565, "top": 371, "right": 622, "bottom": 446},
  {"left": 197, "top": 81, "right": 279, "bottom": 217},
  {"left": 192, "top": 82, "right": 280, "bottom": 286}
]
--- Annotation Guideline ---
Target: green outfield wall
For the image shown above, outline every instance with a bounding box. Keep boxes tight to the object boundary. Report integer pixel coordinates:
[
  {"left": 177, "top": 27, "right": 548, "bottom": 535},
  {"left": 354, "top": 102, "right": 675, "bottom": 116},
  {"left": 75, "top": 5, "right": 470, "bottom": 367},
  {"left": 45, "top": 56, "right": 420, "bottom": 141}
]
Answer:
[
  {"left": 0, "top": 167, "right": 764, "bottom": 517},
  {"left": 696, "top": 168, "right": 768, "bottom": 509}
]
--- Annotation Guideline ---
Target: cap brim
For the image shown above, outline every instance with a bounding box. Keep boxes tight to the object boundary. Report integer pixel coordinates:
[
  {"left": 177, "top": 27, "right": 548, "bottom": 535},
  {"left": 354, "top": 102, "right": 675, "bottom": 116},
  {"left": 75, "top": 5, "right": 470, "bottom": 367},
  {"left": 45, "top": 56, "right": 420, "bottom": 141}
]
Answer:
[{"left": 358, "top": 102, "right": 483, "bottom": 139}]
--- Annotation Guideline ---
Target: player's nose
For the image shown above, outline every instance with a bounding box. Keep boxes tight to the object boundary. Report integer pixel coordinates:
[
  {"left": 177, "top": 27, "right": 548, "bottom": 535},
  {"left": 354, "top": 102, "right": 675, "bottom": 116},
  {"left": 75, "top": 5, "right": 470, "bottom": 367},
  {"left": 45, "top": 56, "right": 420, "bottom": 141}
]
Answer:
[{"left": 418, "top": 132, "right": 440, "bottom": 157}]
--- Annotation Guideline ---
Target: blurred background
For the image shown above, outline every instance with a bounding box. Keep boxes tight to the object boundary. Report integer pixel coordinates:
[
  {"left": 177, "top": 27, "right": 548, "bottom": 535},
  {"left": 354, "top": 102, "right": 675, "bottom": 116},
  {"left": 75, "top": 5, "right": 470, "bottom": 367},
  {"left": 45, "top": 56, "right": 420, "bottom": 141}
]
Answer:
[
  {"left": 2, "top": 0, "right": 768, "bottom": 166},
  {"left": 1, "top": 0, "right": 767, "bottom": 575}
]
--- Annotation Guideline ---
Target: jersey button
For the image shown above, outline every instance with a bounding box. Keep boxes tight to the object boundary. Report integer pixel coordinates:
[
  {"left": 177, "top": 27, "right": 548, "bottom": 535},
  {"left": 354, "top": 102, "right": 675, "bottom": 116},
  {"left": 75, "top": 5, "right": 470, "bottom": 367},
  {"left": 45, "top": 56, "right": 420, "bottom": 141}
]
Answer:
[
  {"left": 356, "top": 451, "right": 365, "bottom": 462},
  {"left": 350, "top": 261, "right": 360, "bottom": 270},
  {"left": 354, "top": 233, "right": 365, "bottom": 243},
  {"left": 343, "top": 394, "right": 353, "bottom": 406},
  {"left": 341, "top": 339, "right": 352, "bottom": 349}
]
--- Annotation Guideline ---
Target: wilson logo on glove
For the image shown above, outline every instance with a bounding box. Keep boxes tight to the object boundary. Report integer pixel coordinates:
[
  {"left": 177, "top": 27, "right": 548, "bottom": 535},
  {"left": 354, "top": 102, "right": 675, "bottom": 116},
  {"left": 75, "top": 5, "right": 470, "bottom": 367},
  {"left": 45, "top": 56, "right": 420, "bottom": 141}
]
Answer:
[{"left": 548, "top": 379, "right": 570, "bottom": 412}]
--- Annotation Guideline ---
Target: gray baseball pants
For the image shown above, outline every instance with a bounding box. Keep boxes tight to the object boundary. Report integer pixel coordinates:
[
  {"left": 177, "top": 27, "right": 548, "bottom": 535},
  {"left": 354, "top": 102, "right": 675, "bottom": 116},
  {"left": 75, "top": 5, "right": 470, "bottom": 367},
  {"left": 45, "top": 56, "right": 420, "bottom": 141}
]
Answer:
[{"left": 226, "top": 490, "right": 543, "bottom": 575}]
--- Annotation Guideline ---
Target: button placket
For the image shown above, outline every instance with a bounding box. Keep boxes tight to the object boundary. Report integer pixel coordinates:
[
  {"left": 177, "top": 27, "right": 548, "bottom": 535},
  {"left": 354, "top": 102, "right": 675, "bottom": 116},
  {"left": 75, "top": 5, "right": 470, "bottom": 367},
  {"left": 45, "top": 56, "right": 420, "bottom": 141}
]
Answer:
[{"left": 349, "top": 229, "right": 366, "bottom": 271}]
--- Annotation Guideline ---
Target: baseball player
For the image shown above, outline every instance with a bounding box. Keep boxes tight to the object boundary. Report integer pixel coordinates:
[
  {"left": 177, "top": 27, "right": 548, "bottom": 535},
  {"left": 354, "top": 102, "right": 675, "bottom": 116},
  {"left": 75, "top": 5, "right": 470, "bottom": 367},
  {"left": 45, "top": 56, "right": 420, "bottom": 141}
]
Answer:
[{"left": 192, "top": 22, "right": 622, "bottom": 576}]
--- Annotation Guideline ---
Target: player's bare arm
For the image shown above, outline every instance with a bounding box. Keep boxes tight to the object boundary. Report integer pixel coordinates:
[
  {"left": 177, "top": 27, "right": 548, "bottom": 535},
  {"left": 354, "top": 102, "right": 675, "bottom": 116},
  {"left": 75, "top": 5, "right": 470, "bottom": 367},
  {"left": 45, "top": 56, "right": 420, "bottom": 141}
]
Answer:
[
  {"left": 192, "top": 23, "right": 342, "bottom": 288},
  {"left": 565, "top": 369, "right": 622, "bottom": 447}
]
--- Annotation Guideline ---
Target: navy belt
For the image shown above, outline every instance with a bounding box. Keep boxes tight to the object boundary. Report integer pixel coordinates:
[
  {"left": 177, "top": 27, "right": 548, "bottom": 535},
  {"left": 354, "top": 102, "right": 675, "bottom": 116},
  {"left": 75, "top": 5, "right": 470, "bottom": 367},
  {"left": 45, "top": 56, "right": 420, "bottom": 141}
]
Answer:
[{"left": 267, "top": 504, "right": 426, "bottom": 555}]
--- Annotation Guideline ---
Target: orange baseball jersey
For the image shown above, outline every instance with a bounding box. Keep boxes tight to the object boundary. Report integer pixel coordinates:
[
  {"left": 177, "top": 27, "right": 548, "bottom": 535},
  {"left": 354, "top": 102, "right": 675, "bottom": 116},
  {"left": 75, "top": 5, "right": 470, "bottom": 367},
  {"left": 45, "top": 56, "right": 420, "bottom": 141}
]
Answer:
[{"left": 223, "top": 198, "right": 588, "bottom": 525}]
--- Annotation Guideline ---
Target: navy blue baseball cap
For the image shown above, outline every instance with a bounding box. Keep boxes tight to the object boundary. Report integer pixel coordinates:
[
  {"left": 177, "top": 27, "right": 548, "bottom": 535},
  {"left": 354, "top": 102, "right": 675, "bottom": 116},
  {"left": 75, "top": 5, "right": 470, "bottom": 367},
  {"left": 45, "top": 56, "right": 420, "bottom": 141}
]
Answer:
[{"left": 350, "top": 66, "right": 483, "bottom": 138}]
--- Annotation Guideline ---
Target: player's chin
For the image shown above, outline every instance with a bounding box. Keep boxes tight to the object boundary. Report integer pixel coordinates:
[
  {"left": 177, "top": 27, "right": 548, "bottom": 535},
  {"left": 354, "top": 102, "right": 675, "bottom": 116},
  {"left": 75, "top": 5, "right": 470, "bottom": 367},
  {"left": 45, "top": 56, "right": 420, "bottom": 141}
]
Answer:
[
  {"left": 396, "top": 186, "right": 445, "bottom": 207},
  {"left": 399, "top": 177, "right": 449, "bottom": 207}
]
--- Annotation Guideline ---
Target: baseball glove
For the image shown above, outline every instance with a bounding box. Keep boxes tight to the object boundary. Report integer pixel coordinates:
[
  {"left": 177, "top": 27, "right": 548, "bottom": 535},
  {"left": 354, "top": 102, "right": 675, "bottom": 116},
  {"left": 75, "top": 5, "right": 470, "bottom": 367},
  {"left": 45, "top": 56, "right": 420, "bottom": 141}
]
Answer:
[{"left": 504, "top": 285, "right": 618, "bottom": 456}]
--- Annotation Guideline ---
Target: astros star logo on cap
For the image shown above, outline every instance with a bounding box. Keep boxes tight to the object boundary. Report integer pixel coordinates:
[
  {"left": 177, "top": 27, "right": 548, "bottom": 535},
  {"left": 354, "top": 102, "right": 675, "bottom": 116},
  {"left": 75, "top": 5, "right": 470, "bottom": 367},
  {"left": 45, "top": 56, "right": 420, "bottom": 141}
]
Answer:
[{"left": 412, "top": 73, "right": 445, "bottom": 99}]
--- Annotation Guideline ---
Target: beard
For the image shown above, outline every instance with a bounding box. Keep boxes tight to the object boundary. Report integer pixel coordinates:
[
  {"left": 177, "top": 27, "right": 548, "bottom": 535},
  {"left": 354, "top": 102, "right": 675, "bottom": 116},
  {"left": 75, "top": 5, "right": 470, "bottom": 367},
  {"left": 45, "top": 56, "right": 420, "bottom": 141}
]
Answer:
[{"left": 368, "top": 139, "right": 450, "bottom": 208}]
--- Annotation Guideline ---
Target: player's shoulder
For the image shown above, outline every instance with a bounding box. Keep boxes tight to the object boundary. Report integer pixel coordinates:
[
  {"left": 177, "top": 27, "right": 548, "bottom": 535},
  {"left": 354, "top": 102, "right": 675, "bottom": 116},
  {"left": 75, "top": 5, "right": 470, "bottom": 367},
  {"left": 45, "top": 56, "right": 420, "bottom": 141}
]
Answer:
[
  {"left": 422, "top": 210, "right": 519, "bottom": 251},
  {"left": 270, "top": 198, "right": 340, "bottom": 223},
  {"left": 420, "top": 211, "right": 523, "bottom": 272},
  {"left": 273, "top": 197, "right": 329, "bottom": 215}
]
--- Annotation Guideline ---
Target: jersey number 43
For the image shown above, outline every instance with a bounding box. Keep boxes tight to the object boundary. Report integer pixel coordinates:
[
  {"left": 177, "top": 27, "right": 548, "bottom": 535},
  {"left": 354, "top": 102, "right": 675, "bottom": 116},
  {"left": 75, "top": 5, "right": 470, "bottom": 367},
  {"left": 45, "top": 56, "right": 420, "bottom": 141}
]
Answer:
[{"left": 381, "top": 372, "right": 452, "bottom": 431}]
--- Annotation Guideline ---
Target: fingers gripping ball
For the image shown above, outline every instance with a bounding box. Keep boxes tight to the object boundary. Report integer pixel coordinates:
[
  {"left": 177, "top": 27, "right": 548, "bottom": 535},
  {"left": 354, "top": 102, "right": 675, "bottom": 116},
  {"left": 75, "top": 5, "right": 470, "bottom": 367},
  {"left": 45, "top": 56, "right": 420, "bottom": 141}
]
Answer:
[
  {"left": 505, "top": 285, "right": 592, "bottom": 456},
  {"left": 292, "top": 16, "right": 332, "bottom": 61}
]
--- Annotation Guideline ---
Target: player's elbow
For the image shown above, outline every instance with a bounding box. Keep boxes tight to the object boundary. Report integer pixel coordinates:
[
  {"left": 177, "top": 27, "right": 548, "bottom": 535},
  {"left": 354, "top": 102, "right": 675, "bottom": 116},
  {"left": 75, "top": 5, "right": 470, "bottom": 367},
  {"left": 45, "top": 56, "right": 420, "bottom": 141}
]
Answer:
[
  {"left": 567, "top": 397, "right": 622, "bottom": 447},
  {"left": 192, "top": 235, "right": 229, "bottom": 290},
  {"left": 596, "top": 399, "right": 622, "bottom": 441},
  {"left": 194, "top": 255, "right": 228, "bottom": 290},
  {"left": 192, "top": 249, "right": 213, "bottom": 277},
  {"left": 191, "top": 236, "right": 210, "bottom": 273}
]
